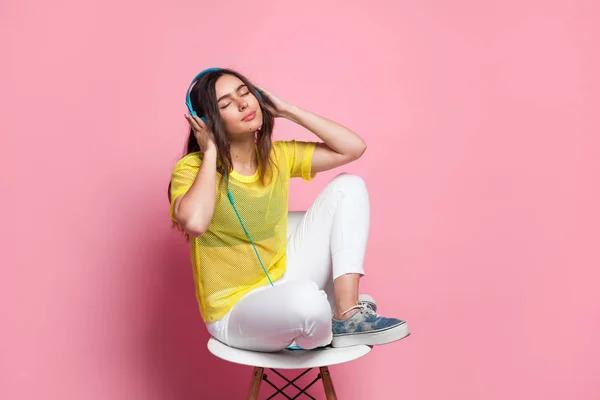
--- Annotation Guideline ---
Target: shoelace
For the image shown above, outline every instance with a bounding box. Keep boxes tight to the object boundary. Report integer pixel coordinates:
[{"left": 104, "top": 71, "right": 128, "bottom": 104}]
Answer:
[{"left": 342, "top": 301, "right": 377, "bottom": 317}]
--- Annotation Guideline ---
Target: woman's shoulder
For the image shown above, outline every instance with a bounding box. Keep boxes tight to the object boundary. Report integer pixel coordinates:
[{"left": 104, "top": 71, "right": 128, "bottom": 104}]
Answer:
[
  {"left": 173, "top": 152, "right": 203, "bottom": 170},
  {"left": 271, "top": 140, "right": 293, "bottom": 164},
  {"left": 271, "top": 140, "right": 285, "bottom": 156},
  {"left": 271, "top": 140, "right": 316, "bottom": 158},
  {"left": 271, "top": 140, "right": 297, "bottom": 155}
]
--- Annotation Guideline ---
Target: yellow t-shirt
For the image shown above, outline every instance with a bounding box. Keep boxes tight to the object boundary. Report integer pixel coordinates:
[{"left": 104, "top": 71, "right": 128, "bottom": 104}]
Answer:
[{"left": 169, "top": 140, "right": 317, "bottom": 322}]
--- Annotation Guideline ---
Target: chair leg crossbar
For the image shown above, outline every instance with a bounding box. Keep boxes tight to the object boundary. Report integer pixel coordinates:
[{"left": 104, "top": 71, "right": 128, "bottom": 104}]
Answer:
[{"left": 246, "top": 366, "right": 338, "bottom": 400}]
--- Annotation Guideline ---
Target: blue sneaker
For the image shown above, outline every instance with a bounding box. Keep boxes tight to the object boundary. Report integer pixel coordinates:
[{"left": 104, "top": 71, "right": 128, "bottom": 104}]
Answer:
[
  {"left": 331, "top": 302, "right": 409, "bottom": 347},
  {"left": 358, "top": 293, "right": 377, "bottom": 312}
]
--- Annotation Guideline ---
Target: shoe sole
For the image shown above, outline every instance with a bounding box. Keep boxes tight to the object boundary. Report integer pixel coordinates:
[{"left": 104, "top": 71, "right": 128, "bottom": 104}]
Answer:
[{"left": 331, "top": 322, "right": 410, "bottom": 348}]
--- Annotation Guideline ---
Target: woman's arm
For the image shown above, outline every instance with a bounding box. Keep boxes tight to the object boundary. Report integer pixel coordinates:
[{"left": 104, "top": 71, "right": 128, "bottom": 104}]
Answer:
[
  {"left": 257, "top": 86, "right": 367, "bottom": 173},
  {"left": 172, "top": 115, "right": 218, "bottom": 237},
  {"left": 282, "top": 105, "right": 367, "bottom": 173},
  {"left": 172, "top": 149, "right": 217, "bottom": 237}
]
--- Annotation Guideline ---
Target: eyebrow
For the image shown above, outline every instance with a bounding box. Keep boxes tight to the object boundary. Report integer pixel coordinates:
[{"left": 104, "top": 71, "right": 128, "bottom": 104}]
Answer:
[{"left": 217, "top": 84, "right": 247, "bottom": 102}]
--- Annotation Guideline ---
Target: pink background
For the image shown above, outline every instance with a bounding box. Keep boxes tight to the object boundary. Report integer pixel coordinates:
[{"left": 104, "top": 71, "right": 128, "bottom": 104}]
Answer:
[{"left": 2, "top": 0, "right": 599, "bottom": 399}]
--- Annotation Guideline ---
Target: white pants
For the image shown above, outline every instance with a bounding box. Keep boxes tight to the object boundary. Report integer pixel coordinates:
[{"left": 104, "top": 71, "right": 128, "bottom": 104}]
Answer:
[{"left": 206, "top": 173, "right": 370, "bottom": 352}]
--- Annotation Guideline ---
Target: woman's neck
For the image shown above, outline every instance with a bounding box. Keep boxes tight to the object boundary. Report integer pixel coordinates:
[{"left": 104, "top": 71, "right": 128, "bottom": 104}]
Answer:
[{"left": 229, "top": 135, "right": 258, "bottom": 172}]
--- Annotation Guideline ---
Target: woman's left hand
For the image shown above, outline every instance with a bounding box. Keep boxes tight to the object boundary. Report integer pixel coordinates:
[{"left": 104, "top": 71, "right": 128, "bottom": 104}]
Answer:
[{"left": 255, "top": 86, "right": 291, "bottom": 118}]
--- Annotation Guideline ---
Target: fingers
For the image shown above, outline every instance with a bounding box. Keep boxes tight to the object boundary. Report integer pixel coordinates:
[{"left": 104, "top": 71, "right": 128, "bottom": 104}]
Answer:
[
  {"left": 185, "top": 114, "right": 207, "bottom": 132},
  {"left": 185, "top": 114, "right": 216, "bottom": 152},
  {"left": 192, "top": 115, "right": 206, "bottom": 129}
]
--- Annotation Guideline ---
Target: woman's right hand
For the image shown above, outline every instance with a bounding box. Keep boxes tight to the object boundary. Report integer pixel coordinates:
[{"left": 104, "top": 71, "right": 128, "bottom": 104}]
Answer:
[{"left": 185, "top": 114, "right": 217, "bottom": 153}]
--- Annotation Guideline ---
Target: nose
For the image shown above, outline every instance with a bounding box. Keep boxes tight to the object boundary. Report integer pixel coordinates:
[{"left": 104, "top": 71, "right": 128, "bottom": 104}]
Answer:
[{"left": 238, "top": 99, "right": 248, "bottom": 111}]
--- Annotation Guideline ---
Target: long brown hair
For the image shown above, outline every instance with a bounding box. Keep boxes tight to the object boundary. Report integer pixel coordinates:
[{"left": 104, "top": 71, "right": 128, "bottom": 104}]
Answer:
[{"left": 168, "top": 68, "right": 277, "bottom": 203}]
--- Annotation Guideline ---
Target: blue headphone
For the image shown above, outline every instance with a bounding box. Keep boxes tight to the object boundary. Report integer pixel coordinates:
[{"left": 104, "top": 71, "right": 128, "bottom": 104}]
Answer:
[
  {"left": 184, "top": 68, "right": 273, "bottom": 286},
  {"left": 185, "top": 67, "right": 262, "bottom": 123}
]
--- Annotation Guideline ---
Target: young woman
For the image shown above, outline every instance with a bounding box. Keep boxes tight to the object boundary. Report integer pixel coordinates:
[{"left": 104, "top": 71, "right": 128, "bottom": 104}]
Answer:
[{"left": 169, "top": 68, "right": 409, "bottom": 352}]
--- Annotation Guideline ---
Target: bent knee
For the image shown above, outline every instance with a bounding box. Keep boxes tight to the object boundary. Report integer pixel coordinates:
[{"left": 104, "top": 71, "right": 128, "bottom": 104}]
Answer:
[{"left": 331, "top": 173, "right": 367, "bottom": 192}]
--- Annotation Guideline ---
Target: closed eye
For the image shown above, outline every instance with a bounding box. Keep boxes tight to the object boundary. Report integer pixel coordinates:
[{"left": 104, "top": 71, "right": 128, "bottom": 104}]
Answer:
[{"left": 219, "top": 86, "right": 250, "bottom": 109}]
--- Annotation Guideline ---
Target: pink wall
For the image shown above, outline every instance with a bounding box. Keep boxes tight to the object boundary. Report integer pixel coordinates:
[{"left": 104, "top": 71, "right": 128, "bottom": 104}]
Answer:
[{"left": 2, "top": 0, "right": 599, "bottom": 399}]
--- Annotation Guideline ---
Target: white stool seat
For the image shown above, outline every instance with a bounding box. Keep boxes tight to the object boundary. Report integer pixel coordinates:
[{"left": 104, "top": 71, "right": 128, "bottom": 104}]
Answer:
[{"left": 207, "top": 337, "right": 372, "bottom": 369}]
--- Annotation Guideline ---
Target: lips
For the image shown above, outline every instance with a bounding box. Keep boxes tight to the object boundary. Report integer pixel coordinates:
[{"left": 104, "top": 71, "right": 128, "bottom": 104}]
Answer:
[{"left": 242, "top": 111, "right": 256, "bottom": 122}]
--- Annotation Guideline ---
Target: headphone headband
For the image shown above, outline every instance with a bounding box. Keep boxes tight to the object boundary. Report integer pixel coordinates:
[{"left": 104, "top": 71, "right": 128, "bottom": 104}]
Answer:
[{"left": 185, "top": 67, "right": 222, "bottom": 120}]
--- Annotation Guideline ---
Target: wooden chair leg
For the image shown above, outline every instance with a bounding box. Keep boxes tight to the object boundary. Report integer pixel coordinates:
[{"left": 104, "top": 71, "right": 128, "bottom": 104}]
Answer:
[
  {"left": 246, "top": 367, "right": 264, "bottom": 400},
  {"left": 320, "top": 366, "right": 338, "bottom": 400}
]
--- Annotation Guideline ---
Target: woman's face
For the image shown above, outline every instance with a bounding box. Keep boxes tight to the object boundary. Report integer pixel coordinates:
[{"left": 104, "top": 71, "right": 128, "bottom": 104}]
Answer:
[{"left": 214, "top": 74, "right": 263, "bottom": 137}]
